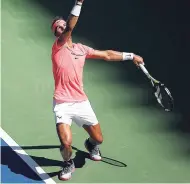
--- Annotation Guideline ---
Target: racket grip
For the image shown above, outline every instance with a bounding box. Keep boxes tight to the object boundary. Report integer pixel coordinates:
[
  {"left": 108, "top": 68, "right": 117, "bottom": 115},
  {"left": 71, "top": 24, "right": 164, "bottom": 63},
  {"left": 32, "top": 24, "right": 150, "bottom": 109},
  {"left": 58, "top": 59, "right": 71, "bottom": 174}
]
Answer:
[{"left": 139, "top": 64, "right": 149, "bottom": 75}]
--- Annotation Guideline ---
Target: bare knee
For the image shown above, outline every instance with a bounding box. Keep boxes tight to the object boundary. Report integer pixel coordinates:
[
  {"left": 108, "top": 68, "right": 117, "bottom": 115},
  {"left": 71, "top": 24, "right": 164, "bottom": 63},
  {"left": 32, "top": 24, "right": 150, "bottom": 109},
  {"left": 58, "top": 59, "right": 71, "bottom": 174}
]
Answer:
[
  {"left": 97, "top": 136, "right": 103, "bottom": 144},
  {"left": 83, "top": 124, "right": 103, "bottom": 144},
  {"left": 60, "top": 139, "right": 72, "bottom": 161},
  {"left": 61, "top": 139, "right": 72, "bottom": 149}
]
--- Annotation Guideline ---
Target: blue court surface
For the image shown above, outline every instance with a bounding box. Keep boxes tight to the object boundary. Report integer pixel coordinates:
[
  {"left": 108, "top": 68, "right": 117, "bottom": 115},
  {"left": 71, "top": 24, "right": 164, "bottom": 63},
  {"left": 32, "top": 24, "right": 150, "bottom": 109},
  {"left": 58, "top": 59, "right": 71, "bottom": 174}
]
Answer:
[{"left": 1, "top": 138, "right": 44, "bottom": 183}]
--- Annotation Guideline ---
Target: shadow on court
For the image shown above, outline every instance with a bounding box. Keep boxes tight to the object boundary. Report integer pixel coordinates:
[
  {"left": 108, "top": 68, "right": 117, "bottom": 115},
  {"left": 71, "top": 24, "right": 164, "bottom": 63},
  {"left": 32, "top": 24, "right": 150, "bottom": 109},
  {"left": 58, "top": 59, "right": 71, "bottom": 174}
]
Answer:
[
  {"left": 31, "top": 0, "right": 190, "bottom": 157},
  {"left": 22, "top": 145, "right": 127, "bottom": 168},
  {"left": 1, "top": 146, "right": 42, "bottom": 181},
  {"left": 1, "top": 145, "right": 127, "bottom": 180}
]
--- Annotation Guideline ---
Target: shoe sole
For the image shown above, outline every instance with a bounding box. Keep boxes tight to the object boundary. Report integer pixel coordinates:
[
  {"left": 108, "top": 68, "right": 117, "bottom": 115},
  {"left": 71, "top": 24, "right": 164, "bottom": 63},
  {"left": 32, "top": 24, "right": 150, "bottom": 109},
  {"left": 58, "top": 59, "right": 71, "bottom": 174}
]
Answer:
[
  {"left": 89, "top": 155, "right": 102, "bottom": 161},
  {"left": 59, "top": 176, "right": 72, "bottom": 181}
]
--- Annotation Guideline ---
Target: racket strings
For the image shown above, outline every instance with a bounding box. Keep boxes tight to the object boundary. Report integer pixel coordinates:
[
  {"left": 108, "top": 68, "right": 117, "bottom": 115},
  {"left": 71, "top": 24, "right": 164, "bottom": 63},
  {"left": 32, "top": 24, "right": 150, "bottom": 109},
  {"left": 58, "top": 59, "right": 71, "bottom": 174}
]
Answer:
[
  {"left": 139, "top": 65, "right": 174, "bottom": 111},
  {"left": 155, "top": 85, "right": 173, "bottom": 111}
]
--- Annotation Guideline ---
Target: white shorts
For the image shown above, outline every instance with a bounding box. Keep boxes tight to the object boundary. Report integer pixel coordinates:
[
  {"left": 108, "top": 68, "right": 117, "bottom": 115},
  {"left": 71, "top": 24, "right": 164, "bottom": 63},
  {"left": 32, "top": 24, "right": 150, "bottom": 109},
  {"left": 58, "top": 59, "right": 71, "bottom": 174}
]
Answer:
[{"left": 53, "top": 100, "right": 99, "bottom": 127}]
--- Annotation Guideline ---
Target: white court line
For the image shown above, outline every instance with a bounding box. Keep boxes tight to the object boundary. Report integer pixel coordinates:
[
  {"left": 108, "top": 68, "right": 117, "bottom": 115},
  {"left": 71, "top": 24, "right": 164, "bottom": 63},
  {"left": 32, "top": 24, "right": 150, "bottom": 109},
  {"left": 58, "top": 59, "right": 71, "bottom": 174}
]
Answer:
[{"left": 0, "top": 127, "right": 56, "bottom": 184}]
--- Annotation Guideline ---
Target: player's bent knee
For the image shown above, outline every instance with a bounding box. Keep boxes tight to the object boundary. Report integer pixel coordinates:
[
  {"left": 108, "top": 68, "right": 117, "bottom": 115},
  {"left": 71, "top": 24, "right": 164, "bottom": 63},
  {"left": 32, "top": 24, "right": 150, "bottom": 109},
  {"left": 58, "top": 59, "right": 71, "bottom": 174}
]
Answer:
[
  {"left": 62, "top": 140, "right": 72, "bottom": 149},
  {"left": 60, "top": 140, "right": 72, "bottom": 150},
  {"left": 98, "top": 137, "right": 103, "bottom": 144}
]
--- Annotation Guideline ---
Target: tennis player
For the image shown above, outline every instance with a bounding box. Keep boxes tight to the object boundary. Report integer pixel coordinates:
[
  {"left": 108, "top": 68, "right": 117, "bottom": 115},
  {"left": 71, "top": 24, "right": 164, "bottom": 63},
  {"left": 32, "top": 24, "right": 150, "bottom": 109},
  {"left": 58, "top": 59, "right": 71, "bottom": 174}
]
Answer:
[{"left": 51, "top": 0, "right": 144, "bottom": 181}]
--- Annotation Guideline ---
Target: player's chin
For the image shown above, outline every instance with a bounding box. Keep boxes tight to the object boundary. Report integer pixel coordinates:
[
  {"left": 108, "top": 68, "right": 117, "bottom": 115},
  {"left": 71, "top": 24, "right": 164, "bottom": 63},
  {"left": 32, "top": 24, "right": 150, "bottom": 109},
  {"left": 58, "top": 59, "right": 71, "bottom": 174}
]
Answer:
[
  {"left": 57, "top": 32, "right": 62, "bottom": 37},
  {"left": 56, "top": 30, "right": 64, "bottom": 37}
]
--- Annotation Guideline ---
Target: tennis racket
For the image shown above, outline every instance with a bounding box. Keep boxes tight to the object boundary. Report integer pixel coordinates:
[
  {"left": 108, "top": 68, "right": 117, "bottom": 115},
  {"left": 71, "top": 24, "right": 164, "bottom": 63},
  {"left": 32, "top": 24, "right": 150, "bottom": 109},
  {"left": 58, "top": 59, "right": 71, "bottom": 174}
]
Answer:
[{"left": 138, "top": 64, "right": 174, "bottom": 111}]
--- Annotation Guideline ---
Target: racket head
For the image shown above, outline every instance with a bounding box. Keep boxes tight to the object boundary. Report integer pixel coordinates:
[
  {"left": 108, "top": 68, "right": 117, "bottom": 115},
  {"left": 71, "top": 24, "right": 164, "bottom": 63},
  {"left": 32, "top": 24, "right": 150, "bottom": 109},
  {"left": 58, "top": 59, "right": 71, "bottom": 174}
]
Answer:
[{"left": 152, "top": 81, "right": 174, "bottom": 111}]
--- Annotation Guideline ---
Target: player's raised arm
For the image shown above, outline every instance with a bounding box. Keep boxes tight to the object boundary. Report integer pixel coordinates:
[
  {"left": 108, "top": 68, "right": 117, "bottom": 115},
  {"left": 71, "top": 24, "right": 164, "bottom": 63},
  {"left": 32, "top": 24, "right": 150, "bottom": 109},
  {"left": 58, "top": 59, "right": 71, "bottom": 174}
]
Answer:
[
  {"left": 89, "top": 50, "right": 144, "bottom": 66},
  {"left": 57, "top": 0, "right": 84, "bottom": 46}
]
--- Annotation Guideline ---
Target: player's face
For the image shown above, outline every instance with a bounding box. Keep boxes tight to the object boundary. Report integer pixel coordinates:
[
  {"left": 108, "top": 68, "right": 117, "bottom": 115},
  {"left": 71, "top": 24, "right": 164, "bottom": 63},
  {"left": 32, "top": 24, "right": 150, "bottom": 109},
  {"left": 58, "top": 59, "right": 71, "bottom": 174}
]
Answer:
[{"left": 56, "top": 23, "right": 66, "bottom": 37}]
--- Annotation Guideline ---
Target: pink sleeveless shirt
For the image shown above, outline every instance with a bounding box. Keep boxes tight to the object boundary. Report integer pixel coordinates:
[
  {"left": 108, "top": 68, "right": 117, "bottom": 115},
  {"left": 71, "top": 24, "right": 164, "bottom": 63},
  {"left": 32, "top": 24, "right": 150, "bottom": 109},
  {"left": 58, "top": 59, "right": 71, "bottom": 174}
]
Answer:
[{"left": 51, "top": 40, "right": 95, "bottom": 103}]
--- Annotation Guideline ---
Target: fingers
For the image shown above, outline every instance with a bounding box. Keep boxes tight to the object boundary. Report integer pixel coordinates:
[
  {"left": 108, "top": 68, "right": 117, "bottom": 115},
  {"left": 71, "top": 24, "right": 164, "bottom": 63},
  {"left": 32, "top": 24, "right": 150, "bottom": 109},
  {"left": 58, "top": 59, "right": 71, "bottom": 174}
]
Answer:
[
  {"left": 133, "top": 54, "right": 144, "bottom": 66},
  {"left": 133, "top": 55, "right": 144, "bottom": 65}
]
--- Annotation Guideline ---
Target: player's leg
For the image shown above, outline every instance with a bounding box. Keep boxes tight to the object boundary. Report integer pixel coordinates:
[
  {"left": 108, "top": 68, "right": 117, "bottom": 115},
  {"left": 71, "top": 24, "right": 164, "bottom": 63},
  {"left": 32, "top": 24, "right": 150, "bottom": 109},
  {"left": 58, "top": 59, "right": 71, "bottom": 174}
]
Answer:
[
  {"left": 56, "top": 123, "right": 72, "bottom": 159},
  {"left": 83, "top": 123, "right": 103, "bottom": 161},
  {"left": 57, "top": 124, "right": 75, "bottom": 181},
  {"left": 53, "top": 102, "right": 75, "bottom": 181},
  {"left": 73, "top": 100, "right": 103, "bottom": 161},
  {"left": 83, "top": 123, "right": 103, "bottom": 144}
]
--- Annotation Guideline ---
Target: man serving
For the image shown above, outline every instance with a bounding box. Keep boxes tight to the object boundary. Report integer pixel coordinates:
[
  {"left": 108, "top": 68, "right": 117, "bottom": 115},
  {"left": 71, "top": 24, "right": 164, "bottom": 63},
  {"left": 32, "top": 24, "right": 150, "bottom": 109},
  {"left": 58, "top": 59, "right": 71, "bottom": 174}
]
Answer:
[{"left": 51, "top": 0, "right": 144, "bottom": 181}]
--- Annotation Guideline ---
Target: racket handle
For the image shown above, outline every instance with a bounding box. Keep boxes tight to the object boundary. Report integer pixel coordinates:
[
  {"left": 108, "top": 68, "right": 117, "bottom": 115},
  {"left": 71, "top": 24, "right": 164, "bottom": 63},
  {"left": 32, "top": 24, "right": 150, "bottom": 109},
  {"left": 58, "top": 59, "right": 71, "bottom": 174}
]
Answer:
[{"left": 139, "top": 64, "right": 149, "bottom": 75}]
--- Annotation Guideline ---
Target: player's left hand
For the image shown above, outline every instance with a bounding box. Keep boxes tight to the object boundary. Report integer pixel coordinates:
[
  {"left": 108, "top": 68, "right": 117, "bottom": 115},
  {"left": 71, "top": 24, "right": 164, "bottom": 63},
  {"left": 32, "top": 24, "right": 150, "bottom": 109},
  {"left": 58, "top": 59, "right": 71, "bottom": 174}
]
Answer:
[{"left": 133, "top": 54, "right": 144, "bottom": 66}]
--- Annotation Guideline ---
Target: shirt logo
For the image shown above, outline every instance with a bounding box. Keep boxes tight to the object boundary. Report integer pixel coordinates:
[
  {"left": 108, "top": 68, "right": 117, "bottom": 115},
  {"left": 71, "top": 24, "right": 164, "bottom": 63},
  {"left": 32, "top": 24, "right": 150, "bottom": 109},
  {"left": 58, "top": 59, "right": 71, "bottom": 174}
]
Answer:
[{"left": 57, "top": 116, "right": 62, "bottom": 119}]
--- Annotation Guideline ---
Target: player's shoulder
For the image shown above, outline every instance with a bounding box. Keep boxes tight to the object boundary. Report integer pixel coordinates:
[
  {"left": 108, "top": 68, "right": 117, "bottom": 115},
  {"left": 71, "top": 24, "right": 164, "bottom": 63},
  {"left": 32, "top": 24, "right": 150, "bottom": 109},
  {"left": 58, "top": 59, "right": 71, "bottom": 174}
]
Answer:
[
  {"left": 75, "top": 42, "right": 83, "bottom": 47},
  {"left": 52, "top": 39, "right": 65, "bottom": 52},
  {"left": 75, "top": 43, "right": 92, "bottom": 50},
  {"left": 74, "top": 43, "right": 86, "bottom": 51}
]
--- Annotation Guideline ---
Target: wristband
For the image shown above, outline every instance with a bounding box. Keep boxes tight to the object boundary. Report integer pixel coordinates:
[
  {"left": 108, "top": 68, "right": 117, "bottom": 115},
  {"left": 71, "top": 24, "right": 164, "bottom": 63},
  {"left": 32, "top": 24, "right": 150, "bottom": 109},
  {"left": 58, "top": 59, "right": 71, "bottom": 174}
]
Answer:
[
  {"left": 71, "top": 2, "right": 82, "bottom": 16},
  {"left": 122, "top": 52, "right": 134, "bottom": 60}
]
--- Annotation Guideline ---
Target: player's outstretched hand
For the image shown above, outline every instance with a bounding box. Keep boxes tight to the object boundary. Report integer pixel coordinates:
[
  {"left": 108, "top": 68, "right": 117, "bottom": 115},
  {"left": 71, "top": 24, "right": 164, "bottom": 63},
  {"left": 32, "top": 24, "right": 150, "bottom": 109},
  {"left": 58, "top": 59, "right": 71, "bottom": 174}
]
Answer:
[{"left": 133, "top": 54, "right": 144, "bottom": 66}]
